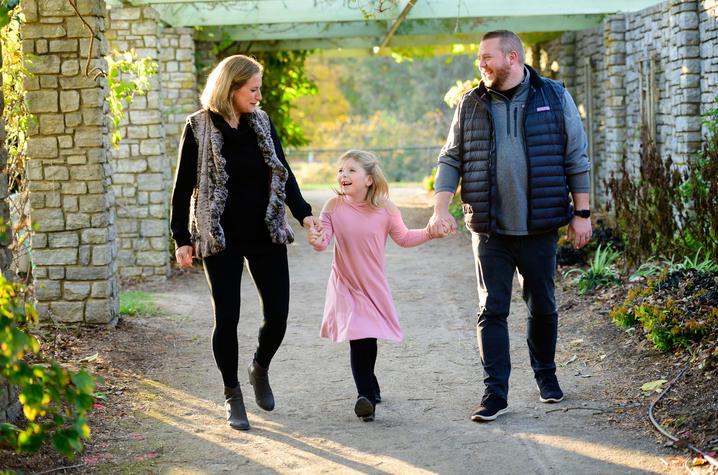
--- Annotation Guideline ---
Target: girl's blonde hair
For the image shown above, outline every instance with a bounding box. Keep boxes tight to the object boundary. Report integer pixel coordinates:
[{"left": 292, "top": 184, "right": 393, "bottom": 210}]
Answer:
[
  {"left": 337, "top": 150, "right": 389, "bottom": 209},
  {"left": 200, "top": 55, "right": 263, "bottom": 120}
]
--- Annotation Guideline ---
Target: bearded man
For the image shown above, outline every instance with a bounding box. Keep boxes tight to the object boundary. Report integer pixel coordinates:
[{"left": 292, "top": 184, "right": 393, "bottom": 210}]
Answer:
[{"left": 428, "top": 30, "right": 593, "bottom": 421}]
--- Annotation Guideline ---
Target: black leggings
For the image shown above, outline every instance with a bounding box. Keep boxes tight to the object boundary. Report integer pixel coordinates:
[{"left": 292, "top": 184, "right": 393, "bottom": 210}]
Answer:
[
  {"left": 203, "top": 246, "right": 289, "bottom": 388},
  {"left": 350, "top": 338, "right": 379, "bottom": 404}
]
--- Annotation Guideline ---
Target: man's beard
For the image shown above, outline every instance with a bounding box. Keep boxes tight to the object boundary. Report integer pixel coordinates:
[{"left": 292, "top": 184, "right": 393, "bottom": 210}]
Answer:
[{"left": 484, "top": 63, "right": 511, "bottom": 90}]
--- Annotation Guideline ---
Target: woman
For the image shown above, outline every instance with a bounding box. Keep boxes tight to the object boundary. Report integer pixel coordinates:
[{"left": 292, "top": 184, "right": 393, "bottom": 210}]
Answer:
[{"left": 170, "top": 55, "right": 320, "bottom": 430}]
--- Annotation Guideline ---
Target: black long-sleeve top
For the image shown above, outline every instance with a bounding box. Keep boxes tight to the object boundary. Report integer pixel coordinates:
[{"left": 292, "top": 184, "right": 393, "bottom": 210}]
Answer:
[{"left": 170, "top": 110, "right": 312, "bottom": 250}]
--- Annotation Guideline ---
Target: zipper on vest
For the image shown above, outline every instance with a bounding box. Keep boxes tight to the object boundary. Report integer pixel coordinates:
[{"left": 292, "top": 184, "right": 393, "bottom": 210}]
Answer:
[
  {"left": 505, "top": 102, "right": 511, "bottom": 137},
  {"left": 513, "top": 107, "right": 518, "bottom": 138}
]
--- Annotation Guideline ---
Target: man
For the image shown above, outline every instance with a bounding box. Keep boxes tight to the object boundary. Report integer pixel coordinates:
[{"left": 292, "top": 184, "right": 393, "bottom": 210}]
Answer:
[{"left": 429, "top": 30, "right": 592, "bottom": 422}]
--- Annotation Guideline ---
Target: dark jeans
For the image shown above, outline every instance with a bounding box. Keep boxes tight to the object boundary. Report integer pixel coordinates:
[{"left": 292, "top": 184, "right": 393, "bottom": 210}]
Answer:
[
  {"left": 203, "top": 245, "right": 289, "bottom": 388},
  {"left": 350, "top": 338, "right": 378, "bottom": 405},
  {"left": 472, "top": 231, "right": 559, "bottom": 401}
]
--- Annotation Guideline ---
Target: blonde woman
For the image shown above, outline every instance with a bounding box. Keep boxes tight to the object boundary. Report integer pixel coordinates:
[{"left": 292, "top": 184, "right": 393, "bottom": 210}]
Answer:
[
  {"left": 308, "top": 150, "right": 435, "bottom": 422},
  {"left": 170, "top": 55, "right": 321, "bottom": 430}
]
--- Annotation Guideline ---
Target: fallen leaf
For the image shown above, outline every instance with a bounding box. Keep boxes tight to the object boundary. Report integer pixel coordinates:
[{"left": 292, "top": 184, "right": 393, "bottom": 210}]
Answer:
[
  {"left": 691, "top": 458, "right": 707, "bottom": 467},
  {"left": 640, "top": 379, "right": 668, "bottom": 396},
  {"left": 561, "top": 355, "right": 577, "bottom": 366},
  {"left": 570, "top": 339, "right": 584, "bottom": 346},
  {"left": 80, "top": 352, "right": 99, "bottom": 362}
]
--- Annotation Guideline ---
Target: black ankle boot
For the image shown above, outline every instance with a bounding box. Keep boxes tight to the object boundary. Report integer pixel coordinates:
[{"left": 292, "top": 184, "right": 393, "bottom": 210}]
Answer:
[
  {"left": 224, "top": 385, "right": 250, "bottom": 430},
  {"left": 248, "top": 359, "right": 275, "bottom": 411}
]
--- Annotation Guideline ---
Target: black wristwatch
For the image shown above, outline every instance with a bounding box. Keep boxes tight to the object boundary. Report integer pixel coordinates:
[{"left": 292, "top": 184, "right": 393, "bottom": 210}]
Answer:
[{"left": 574, "top": 209, "right": 591, "bottom": 218}]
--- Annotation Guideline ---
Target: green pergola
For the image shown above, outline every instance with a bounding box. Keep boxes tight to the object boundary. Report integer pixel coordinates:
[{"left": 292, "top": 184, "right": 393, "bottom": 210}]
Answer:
[{"left": 107, "top": 0, "right": 664, "bottom": 55}]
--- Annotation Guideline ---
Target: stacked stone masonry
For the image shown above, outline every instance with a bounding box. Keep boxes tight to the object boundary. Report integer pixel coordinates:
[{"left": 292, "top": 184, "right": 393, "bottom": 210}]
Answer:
[
  {"left": 535, "top": 0, "right": 716, "bottom": 203},
  {"left": 106, "top": 6, "right": 170, "bottom": 279},
  {"left": 160, "top": 27, "right": 198, "bottom": 175},
  {"left": 21, "top": 0, "right": 119, "bottom": 325}
]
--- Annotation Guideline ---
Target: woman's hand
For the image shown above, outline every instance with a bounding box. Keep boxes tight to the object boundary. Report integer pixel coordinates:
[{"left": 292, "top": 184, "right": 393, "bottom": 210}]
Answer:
[
  {"left": 302, "top": 216, "right": 323, "bottom": 234},
  {"left": 175, "top": 245, "right": 194, "bottom": 268}
]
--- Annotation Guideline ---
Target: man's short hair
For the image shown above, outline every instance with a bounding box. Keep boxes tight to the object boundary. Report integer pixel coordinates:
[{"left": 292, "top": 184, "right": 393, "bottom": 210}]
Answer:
[{"left": 482, "top": 30, "right": 525, "bottom": 64}]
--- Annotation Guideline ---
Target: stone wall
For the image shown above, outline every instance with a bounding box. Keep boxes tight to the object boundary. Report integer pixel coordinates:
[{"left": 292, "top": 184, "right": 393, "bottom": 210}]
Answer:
[
  {"left": 535, "top": 0, "right": 714, "bottom": 205},
  {"left": 21, "top": 0, "right": 119, "bottom": 325},
  {"left": 699, "top": 0, "right": 718, "bottom": 140},
  {"left": 159, "top": 27, "right": 197, "bottom": 174},
  {"left": 106, "top": 6, "right": 169, "bottom": 279}
]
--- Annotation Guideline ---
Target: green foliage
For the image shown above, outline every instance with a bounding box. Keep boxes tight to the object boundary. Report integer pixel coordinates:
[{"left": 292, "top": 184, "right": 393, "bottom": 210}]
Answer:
[
  {"left": 106, "top": 49, "right": 158, "bottom": 148},
  {"left": 678, "top": 96, "right": 718, "bottom": 259},
  {"left": 610, "top": 286, "right": 653, "bottom": 328},
  {"left": 663, "top": 248, "right": 718, "bottom": 273},
  {"left": 252, "top": 50, "right": 318, "bottom": 148},
  {"left": 610, "top": 269, "right": 718, "bottom": 352},
  {"left": 2, "top": 10, "right": 34, "bottom": 280},
  {"left": 564, "top": 244, "right": 621, "bottom": 295},
  {"left": 0, "top": 0, "right": 19, "bottom": 28},
  {"left": 119, "top": 292, "right": 161, "bottom": 317},
  {"left": 448, "top": 192, "right": 463, "bottom": 222},
  {"left": 422, "top": 167, "right": 436, "bottom": 191},
  {"left": 0, "top": 278, "right": 96, "bottom": 460}
]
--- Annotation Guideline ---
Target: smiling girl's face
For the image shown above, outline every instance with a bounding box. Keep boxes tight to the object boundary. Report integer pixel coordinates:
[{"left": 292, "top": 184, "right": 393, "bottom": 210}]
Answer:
[{"left": 337, "top": 158, "right": 373, "bottom": 202}]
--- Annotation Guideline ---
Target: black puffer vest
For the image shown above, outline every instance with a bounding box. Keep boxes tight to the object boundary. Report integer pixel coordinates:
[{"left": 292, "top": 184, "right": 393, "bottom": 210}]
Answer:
[{"left": 458, "top": 65, "right": 571, "bottom": 234}]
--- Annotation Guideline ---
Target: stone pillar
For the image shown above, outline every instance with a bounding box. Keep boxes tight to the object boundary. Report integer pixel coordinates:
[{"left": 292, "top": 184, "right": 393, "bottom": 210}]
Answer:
[
  {"left": 21, "top": 0, "right": 119, "bottom": 325},
  {"left": 560, "top": 32, "right": 578, "bottom": 92},
  {"left": 670, "top": 0, "right": 702, "bottom": 165},
  {"left": 160, "top": 27, "right": 197, "bottom": 175},
  {"left": 699, "top": 0, "right": 718, "bottom": 139},
  {"left": 603, "top": 14, "right": 627, "bottom": 174},
  {"left": 106, "top": 6, "right": 169, "bottom": 279}
]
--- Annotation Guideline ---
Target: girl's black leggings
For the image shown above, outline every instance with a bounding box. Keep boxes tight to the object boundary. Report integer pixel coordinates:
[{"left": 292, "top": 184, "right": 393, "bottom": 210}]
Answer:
[
  {"left": 350, "top": 338, "right": 379, "bottom": 404},
  {"left": 203, "top": 245, "right": 289, "bottom": 389}
]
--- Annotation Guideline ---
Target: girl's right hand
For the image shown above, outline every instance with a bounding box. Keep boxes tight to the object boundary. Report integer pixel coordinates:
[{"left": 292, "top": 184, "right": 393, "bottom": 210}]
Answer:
[
  {"left": 175, "top": 245, "right": 194, "bottom": 268},
  {"left": 307, "top": 226, "right": 324, "bottom": 248}
]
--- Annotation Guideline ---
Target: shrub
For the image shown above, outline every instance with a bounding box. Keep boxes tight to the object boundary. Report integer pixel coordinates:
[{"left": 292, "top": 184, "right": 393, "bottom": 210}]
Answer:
[
  {"left": 609, "top": 269, "right": 718, "bottom": 352},
  {"left": 0, "top": 278, "right": 97, "bottom": 460},
  {"left": 564, "top": 244, "right": 621, "bottom": 295}
]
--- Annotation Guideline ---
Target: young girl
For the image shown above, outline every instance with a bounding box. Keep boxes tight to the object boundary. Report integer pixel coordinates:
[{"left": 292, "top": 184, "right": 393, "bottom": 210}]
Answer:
[{"left": 308, "top": 150, "right": 434, "bottom": 422}]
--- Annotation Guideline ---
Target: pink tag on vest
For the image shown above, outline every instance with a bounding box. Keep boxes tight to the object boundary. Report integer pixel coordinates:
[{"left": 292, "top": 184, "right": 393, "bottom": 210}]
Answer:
[{"left": 536, "top": 106, "right": 551, "bottom": 112}]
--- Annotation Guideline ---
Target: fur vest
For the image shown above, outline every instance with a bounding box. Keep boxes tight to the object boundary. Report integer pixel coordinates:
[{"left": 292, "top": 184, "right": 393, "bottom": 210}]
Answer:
[{"left": 187, "top": 109, "right": 294, "bottom": 258}]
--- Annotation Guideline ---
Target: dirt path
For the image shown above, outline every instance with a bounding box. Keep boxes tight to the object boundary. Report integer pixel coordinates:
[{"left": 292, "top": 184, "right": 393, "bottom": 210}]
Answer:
[{"left": 120, "top": 188, "right": 681, "bottom": 474}]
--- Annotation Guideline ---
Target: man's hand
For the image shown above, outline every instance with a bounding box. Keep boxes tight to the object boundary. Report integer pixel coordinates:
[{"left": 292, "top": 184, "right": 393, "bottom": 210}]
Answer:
[{"left": 567, "top": 216, "right": 592, "bottom": 249}]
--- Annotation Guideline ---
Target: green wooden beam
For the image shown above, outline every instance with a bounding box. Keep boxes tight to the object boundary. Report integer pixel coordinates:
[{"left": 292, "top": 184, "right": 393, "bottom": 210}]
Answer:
[
  {"left": 140, "top": 0, "right": 663, "bottom": 27},
  {"left": 196, "top": 15, "right": 605, "bottom": 43}
]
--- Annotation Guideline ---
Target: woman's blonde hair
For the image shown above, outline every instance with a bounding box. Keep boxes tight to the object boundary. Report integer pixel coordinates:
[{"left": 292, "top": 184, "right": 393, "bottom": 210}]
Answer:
[
  {"left": 200, "top": 55, "right": 263, "bottom": 120},
  {"left": 336, "top": 150, "right": 389, "bottom": 209}
]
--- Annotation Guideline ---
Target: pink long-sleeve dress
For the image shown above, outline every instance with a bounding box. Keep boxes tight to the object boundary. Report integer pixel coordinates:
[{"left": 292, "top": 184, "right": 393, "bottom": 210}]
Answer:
[{"left": 314, "top": 195, "right": 431, "bottom": 342}]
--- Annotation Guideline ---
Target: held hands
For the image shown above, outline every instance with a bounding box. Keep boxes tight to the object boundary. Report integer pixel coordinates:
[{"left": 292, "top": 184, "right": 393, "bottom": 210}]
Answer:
[
  {"left": 427, "top": 211, "right": 457, "bottom": 238},
  {"left": 303, "top": 216, "right": 325, "bottom": 249},
  {"left": 175, "top": 245, "right": 194, "bottom": 268}
]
